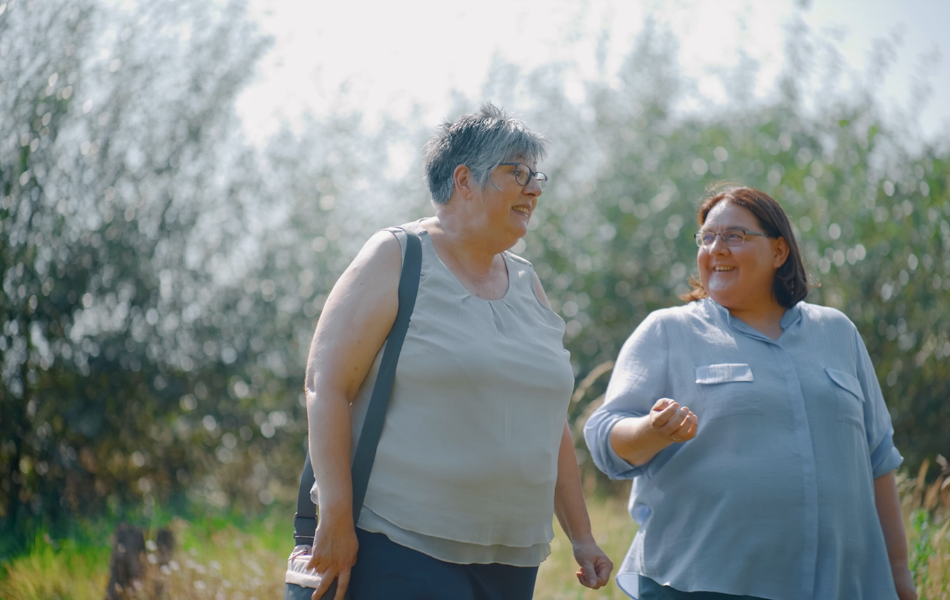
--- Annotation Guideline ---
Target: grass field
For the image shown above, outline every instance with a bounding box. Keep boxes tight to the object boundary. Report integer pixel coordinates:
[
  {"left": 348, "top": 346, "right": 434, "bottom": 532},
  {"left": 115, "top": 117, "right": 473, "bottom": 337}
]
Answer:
[{"left": 1, "top": 471, "right": 947, "bottom": 600}]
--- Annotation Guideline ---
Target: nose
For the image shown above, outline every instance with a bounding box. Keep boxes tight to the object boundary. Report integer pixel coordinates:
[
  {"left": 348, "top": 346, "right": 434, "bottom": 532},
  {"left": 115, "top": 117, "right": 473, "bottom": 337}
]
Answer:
[
  {"left": 705, "top": 233, "right": 730, "bottom": 253},
  {"left": 523, "top": 176, "right": 542, "bottom": 196}
]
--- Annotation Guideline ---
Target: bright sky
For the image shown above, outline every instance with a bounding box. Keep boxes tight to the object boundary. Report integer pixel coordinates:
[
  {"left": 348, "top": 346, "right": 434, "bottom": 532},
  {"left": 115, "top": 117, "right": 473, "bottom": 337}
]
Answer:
[{"left": 238, "top": 0, "right": 950, "bottom": 146}]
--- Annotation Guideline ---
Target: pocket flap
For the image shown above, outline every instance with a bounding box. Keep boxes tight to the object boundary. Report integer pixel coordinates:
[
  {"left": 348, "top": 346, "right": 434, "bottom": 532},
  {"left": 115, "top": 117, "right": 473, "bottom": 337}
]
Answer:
[
  {"left": 826, "top": 368, "right": 864, "bottom": 401},
  {"left": 695, "top": 363, "right": 754, "bottom": 384}
]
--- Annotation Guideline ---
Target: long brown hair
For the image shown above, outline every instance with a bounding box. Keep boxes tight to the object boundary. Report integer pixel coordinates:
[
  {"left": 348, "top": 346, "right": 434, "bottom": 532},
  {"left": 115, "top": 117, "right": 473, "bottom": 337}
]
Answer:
[{"left": 680, "top": 186, "right": 809, "bottom": 308}]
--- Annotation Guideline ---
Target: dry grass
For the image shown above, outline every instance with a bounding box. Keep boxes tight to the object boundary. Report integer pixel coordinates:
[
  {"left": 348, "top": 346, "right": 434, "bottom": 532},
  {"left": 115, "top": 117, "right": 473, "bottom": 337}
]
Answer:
[
  {"left": 1, "top": 471, "right": 948, "bottom": 600},
  {"left": 0, "top": 516, "right": 288, "bottom": 600},
  {"left": 901, "top": 459, "right": 950, "bottom": 600},
  {"left": 535, "top": 494, "right": 638, "bottom": 600}
]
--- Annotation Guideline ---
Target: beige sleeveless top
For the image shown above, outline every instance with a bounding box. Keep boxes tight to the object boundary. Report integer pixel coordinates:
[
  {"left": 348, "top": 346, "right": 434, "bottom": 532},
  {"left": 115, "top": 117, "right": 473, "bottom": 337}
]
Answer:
[{"left": 314, "top": 220, "right": 574, "bottom": 566}]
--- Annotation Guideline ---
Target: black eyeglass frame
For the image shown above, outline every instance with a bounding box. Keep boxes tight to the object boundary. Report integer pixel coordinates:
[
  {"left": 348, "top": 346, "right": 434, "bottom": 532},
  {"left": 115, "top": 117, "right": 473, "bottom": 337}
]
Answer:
[
  {"left": 694, "top": 228, "right": 773, "bottom": 248},
  {"left": 497, "top": 162, "right": 548, "bottom": 190}
]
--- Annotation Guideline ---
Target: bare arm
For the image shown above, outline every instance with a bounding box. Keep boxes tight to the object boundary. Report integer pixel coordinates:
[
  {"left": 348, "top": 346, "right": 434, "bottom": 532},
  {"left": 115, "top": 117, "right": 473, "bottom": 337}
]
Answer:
[
  {"left": 609, "top": 398, "right": 698, "bottom": 466},
  {"left": 553, "top": 422, "right": 613, "bottom": 589},
  {"left": 535, "top": 273, "right": 613, "bottom": 588},
  {"left": 304, "top": 231, "right": 402, "bottom": 600},
  {"left": 874, "top": 471, "right": 917, "bottom": 600}
]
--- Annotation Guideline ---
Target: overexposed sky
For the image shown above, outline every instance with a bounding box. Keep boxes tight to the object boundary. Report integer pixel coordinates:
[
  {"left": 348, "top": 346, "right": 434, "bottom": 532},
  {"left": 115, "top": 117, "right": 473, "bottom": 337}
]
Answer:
[{"left": 238, "top": 0, "right": 950, "bottom": 145}]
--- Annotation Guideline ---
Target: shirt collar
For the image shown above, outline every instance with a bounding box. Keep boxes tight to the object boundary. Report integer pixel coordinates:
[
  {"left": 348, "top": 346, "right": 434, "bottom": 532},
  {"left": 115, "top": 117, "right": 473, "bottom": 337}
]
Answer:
[{"left": 703, "top": 298, "right": 802, "bottom": 341}]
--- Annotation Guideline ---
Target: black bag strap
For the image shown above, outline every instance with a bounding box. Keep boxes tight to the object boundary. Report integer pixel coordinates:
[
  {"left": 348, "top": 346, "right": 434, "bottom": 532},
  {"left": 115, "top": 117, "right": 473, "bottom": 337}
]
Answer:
[{"left": 293, "top": 229, "right": 422, "bottom": 546}]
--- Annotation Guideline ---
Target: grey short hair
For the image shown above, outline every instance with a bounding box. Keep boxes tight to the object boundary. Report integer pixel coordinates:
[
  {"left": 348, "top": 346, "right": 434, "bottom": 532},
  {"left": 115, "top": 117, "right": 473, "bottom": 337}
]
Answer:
[{"left": 423, "top": 103, "right": 548, "bottom": 204}]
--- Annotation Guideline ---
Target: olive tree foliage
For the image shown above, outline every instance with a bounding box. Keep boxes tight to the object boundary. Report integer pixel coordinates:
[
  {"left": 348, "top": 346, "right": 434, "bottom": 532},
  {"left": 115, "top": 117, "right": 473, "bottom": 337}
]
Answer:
[
  {"left": 475, "top": 22, "right": 949, "bottom": 477},
  {"left": 0, "top": 0, "right": 287, "bottom": 544},
  {"left": 2, "top": 0, "right": 946, "bottom": 544}
]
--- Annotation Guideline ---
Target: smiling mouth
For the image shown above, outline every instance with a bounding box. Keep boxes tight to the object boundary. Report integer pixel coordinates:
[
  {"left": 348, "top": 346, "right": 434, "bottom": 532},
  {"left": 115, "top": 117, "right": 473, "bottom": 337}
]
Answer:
[
  {"left": 512, "top": 206, "right": 530, "bottom": 216},
  {"left": 713, "top": 266, "right": 735, "bottom": 272}
]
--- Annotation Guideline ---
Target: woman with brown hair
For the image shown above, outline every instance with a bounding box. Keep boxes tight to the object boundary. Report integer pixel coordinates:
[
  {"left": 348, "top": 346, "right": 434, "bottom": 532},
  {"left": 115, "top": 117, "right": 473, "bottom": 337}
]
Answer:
[{"left": 585, "top": 186, "right": 915, "bottom": 599}]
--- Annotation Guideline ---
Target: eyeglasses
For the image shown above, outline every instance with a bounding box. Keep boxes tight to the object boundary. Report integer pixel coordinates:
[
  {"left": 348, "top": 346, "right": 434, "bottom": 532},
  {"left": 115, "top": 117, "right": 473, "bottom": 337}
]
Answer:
[
  {"left": 498, "top": 162, "right": 548, "bottom": 191},
  {"left": 695, "top": 228, "right": 772, "bottom": 248}
]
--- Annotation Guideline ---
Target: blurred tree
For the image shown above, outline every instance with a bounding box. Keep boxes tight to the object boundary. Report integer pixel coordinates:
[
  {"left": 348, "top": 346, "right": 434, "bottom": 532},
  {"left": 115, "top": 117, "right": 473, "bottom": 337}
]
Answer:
[
  {"left": 1, "top": 0, "right": 946, "bottom": 550},
  {"left": 0, "top": 0, "right": 274, "bottom": 548}
]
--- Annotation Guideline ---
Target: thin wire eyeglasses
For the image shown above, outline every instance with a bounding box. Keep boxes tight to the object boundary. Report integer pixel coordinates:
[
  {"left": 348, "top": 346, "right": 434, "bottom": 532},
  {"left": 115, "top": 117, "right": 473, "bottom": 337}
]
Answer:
[
  {"left": 498, "top": 162, "right": 548, "bottom": 191},
  {"left": 695, "top": 228, "right": 772, "bottom": 248}
]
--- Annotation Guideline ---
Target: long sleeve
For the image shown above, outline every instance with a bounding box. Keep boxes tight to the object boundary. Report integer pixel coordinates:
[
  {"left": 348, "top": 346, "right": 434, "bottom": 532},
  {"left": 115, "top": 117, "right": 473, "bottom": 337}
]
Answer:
[{"left": 584, "top": 312, "right": 669, "bottom": 480}]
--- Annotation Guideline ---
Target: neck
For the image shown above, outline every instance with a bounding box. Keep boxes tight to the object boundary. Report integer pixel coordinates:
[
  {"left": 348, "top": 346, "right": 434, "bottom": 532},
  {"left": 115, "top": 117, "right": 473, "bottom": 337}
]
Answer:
[
  {"left": 724, "top": 300, "right": 786, "bottom": 341},
  {"left": 428, "top": 209, "right": 504, "bottom": 275}
]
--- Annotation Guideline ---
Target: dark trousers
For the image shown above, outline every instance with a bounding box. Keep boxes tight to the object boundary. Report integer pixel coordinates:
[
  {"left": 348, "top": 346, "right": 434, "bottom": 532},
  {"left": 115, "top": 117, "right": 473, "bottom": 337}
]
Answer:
[
  {"left": 348, "top": 529, "right": 538, "bottom": 600},
  {"left": 639, "top": 575, "right": 768, "bottom": 600},
  {"left": 286, "top": 529, "right": 539, "bottom": 600}
]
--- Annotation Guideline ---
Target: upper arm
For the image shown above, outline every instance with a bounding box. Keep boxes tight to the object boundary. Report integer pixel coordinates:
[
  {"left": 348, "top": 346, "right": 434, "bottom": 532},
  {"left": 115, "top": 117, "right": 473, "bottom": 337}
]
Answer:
[
  {"left": 852, "top": 326, "right": 903, "bottom": 476},
  {"left": 601, "top": 313, "right": 669, "bottom": 414},
  {"left": 584, "top": 314, "right": 670, "bottom": 478},
  {"left": 305, "top": 230, "right": 403, "bottom": 402}
]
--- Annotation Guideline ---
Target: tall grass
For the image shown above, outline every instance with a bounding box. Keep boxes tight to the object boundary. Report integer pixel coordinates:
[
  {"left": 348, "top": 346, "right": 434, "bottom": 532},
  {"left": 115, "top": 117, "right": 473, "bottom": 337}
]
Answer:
[
  {"left": 535, "top": 494, "right": 637, "bottom": 599},
  {"left": 0, "top": 510, "right": 291, "bottom": 600},
  {"left": 903, "top": 460, "right": 950, "bottom": 600},
  {"left": 1, "top": 472, "right": 947, "bottom": 600}
]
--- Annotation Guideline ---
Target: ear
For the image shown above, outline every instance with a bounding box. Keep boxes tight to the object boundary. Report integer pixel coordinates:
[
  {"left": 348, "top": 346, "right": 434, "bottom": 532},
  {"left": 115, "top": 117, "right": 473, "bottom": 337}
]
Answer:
[
  {"left": 452, "top": 164, "right": 476, "bottom": 200},
  {"left": 772, "top": 236, "right": 790, "bottom": 269}
]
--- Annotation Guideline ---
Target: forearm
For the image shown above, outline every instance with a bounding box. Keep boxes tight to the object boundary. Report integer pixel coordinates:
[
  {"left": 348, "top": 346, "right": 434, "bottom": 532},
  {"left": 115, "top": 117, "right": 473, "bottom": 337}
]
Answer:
[
  {"left": 307, "top": 386, "right": 355, "bottom": 521},
  {"left": 874, "top": 471, "right": 910, "bottom": 568},
  {"left": 554, "top": 423, "right": 594, "bottom": 543},
  {"left": 609, "top": 414, "right": 673, "bottom": 466}
]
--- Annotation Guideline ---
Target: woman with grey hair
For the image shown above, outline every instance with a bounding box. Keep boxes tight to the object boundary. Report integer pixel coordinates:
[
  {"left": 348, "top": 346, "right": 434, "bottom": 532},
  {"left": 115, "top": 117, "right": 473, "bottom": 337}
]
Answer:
[{"left": 302, "top": 103, "right": 612, "bottom": 599}]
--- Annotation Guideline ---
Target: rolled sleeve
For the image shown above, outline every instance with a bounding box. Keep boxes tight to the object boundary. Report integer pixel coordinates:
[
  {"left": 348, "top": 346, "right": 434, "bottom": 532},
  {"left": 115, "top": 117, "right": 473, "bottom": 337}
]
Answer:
[
  {"left": 584, "top": 409, "right": 645, "bottom": 480},
  {"left": 853, "top": 328, "right": 904, "bottom": 478},
  {"left": 870, "top": 443, "right": 904, "bottom": 479}
]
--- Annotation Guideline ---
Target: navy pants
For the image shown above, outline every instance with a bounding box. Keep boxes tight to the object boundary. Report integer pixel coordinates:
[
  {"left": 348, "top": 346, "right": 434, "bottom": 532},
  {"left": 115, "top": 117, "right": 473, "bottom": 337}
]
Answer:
[
  {"left": 286, "top": 529, "right": 538, "bottom": 600},
  {"left": 639, "top": 576, "right": 768, "bottom": 600},
  {"left": 350, "top": 529, "right": 538, "bottom": 599}
]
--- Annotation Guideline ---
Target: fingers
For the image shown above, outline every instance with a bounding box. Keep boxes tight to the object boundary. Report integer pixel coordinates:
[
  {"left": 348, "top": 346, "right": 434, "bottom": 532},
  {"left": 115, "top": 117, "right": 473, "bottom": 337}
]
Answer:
[
  {"left": 651, "top": 399, "right": 698, "bottom": 443},
  {"left": 334, "top": 570, "right": 351, "bottom": 600},
  {"left": 670, "top": 410, "right": 697, "bottom": 442},
  {"left": 306, "top": 553, "right": 351, "bottom": 600},
  {"left": 582, "top": 561, "right": 597, "bottom": 588},
  {"left": 312, "top": 576, "right": 336, "bottom": 600},
  {"left": 679, "top": 412, "right": 698, "bottom": 440},
  {"left": 575, "top": 561, "right": 612, "bottom": 589},
  {"left": 595, "top": 555, "right": 613, "bottom": 587},
  {"left": 305, "top": 553, "right": 321, "bottom": 572},
  {"left": 576, "top": 565, "right": 596, "bottom": 589},
  {"left": 650, "top": 399, "right": 680, "bottom": 427},
  {"left": 574, "top": 550, "right": 614, "bottom": 590}
]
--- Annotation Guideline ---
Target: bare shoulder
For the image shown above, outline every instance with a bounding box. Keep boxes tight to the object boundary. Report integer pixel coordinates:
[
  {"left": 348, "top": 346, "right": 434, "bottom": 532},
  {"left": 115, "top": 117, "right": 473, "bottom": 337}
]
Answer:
[
  {"left": 346, "top": 229, "right": 403, "bottom": 278},
  {"left": 319, "top": 230, "right": 402, "bottom": 325},
  {"left": 307, "top": 230, "right": 403, "bottom": 396}
]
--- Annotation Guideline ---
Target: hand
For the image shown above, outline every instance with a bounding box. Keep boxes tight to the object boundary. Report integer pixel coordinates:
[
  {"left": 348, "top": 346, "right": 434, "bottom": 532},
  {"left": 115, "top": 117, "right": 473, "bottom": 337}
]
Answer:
[
  {"left": 650, "top": 398, "right": 697, "bottom": 444},
  {"left": 572, "top": 537, "right": 613, "bottom": 589},
  {"left": 305, "top": 512, "right": 359, "bottom": 600},
  {"left": 892, "top": 562, "right": 917, "bottom": 600}
]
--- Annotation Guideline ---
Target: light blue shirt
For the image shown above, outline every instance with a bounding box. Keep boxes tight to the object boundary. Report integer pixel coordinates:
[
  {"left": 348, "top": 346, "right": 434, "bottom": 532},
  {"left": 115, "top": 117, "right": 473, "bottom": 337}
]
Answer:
[{"left": 584, "top": 299, "right": 903, "bottom": 600}]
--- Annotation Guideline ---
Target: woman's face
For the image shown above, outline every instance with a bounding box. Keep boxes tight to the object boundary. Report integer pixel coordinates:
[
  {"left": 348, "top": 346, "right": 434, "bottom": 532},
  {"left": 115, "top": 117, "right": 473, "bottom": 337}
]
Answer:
[
  {"left": 477, "top": 159, "right": 543, "bottom": 244},
  {"left": 697, "top": 201, "right": 788, "bottom": 314}
]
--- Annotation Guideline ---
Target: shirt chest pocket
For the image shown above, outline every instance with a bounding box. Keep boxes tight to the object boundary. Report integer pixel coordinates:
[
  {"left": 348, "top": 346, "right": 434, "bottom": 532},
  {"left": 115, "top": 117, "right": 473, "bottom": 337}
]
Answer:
[
  {"left": 826, "top": 368, "right": 865, "bottom": 429},
  {"left": 695, "top": 363, "right": 761, "bottom": 419}
]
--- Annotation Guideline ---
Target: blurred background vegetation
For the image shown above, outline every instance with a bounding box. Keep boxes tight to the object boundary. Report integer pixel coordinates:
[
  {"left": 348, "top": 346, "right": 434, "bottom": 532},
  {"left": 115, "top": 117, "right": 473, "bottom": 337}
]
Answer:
[{"left": 1, "top": 0, "right": 948, "bottom": 560}]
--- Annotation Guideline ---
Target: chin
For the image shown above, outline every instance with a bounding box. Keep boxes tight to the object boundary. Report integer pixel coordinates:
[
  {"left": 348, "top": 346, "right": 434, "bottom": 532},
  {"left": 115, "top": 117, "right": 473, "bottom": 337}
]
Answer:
[{"left": 705, "top": 290, "right": 735, "bottom": 308}]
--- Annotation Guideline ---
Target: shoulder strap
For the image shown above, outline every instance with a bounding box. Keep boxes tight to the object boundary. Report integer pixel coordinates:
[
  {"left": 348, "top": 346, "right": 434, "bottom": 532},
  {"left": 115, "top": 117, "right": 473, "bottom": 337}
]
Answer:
[{"left": 293, "top": 230, "right": 422, "bottom": 546}]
